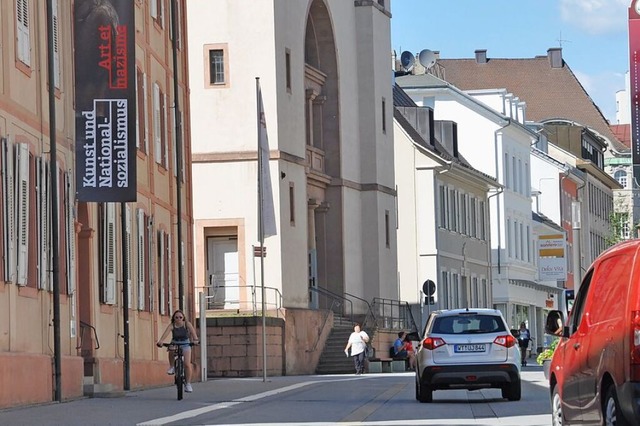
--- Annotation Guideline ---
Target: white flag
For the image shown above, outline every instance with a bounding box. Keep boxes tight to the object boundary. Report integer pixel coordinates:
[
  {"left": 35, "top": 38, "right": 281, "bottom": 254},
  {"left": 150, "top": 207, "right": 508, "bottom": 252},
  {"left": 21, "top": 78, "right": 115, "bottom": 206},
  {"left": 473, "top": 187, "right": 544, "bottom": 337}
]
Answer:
[{"left": 257, "top": 81, "right": 277, "bottom": 239}]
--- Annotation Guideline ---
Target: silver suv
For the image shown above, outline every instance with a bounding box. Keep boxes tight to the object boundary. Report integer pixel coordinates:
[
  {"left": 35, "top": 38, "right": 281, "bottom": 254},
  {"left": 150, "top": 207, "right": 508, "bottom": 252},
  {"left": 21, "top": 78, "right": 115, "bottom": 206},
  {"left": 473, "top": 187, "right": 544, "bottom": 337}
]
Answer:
[{"left": 414, "top": 308, "right": 521, "bottom": 402}]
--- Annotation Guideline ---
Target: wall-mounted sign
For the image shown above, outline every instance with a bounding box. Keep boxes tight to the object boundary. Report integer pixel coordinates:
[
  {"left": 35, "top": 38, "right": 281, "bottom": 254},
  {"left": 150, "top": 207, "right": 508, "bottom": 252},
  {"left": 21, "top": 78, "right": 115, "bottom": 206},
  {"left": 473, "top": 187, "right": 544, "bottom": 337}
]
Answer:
[
  {"left": 538, "top": 234, "right": 567, "bottom": 281},
  {"left": 74, "top": 0, "right": 136, "bottom": 201}
]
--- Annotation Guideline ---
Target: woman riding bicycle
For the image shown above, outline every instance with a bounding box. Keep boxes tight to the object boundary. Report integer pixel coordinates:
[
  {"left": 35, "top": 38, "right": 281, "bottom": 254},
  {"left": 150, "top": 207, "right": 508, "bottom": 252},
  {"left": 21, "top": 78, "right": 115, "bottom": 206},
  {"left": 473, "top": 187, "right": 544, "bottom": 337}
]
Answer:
[{"left": 156, "top": 309, "right": 199, "bottom": 392}]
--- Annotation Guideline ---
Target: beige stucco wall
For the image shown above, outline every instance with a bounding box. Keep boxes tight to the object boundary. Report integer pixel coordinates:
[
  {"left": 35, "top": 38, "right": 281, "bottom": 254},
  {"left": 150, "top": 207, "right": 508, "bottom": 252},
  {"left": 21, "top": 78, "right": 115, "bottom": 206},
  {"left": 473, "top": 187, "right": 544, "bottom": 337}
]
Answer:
[
  {"left": 0, "top": 0, "right": 196, "bottom": 409},
  {"left": 188, "top": 0, "right": 397, "bottom": 315}
]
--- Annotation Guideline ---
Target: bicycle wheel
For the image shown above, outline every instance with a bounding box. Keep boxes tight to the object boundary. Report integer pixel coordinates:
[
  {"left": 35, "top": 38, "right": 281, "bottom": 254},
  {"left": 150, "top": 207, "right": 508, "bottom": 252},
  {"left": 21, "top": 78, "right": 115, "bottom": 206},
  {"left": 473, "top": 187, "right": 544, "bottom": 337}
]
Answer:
[{"left": 175, "top": 356, "right": 184, "bottom": 400}]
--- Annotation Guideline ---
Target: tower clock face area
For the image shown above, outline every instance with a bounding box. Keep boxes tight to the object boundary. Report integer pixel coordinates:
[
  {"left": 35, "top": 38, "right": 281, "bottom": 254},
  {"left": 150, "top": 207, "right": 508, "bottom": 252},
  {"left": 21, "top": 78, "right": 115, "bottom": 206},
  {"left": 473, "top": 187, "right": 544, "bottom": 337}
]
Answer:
[{"left": 636, "top": 0, "right": 640, "bottom": 15}]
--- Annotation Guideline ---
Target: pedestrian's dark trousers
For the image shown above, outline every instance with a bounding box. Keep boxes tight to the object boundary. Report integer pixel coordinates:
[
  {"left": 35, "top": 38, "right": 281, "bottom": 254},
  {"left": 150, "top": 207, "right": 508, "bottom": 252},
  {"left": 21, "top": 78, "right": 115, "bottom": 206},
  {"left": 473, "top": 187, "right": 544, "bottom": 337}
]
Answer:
[{"left": 353, "top": 351, "right": 365, "bottom": 373}]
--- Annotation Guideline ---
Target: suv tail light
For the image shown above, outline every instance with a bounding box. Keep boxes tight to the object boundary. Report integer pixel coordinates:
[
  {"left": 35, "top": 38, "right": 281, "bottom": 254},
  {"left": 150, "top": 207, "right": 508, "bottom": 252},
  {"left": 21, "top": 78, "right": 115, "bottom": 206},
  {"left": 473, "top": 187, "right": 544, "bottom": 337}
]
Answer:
[
  {"left": 631, "top": 311, "right": 640, "bottom": 380},
  {"left": 423, "top": 337, "right": 446, "bottom": 350},
  {"left": 493, "top": 334, "right": 517, "bottom": 348}
]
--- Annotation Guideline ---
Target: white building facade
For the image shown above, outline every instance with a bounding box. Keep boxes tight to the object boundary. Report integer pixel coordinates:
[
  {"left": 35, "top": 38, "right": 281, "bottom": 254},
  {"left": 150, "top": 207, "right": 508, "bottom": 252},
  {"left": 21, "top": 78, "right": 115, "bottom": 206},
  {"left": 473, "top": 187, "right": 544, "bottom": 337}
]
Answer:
[
  {"left": 187, "top": 0, "right": 397, "bottom": 316},
  {"left": 396, "top": 74, "right": 553, "bottom": 342},
  {"left": 393, "top": 102, "right": 499, "bottom": 329}
]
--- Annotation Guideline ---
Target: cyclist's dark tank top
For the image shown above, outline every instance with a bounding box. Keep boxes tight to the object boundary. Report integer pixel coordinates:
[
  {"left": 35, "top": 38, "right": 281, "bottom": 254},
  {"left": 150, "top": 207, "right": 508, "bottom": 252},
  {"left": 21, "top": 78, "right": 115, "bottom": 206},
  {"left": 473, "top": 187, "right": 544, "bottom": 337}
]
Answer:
[{"left": 172, "top": 324, "right": 188, "bottom": 341}]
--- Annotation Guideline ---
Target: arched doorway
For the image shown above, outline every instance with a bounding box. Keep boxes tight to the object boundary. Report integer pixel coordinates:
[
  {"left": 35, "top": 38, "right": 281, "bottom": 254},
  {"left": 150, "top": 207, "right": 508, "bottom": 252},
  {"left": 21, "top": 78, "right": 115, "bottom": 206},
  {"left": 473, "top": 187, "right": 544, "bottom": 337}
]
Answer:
[{"left": 304, "top": 0, "right": 343, "bottom": 309}]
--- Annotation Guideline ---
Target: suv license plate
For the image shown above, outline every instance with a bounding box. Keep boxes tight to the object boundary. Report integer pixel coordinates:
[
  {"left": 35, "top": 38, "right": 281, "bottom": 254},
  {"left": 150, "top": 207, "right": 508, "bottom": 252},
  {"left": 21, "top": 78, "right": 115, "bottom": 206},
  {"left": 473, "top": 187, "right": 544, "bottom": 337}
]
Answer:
[{"left": 454, "top": 344, "right": 486, "bottom": 353}]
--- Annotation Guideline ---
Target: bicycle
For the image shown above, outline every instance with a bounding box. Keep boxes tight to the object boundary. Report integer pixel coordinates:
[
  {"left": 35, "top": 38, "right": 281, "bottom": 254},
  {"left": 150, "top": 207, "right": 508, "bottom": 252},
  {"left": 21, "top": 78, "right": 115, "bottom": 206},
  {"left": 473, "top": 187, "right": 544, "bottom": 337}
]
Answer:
[{"left": 159, "top": 342, "right": 197, "bottom": 400}]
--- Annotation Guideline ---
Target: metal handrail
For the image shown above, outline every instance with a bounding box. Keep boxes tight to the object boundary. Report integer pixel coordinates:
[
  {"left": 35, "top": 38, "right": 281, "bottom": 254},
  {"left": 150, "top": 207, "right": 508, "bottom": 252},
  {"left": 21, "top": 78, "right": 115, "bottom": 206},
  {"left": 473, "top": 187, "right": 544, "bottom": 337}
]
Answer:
[
  {"left": 343, "top": 291, "right": 377, "bottom": 329},
  {"left": 197, "top": 284, "right": 284, "bottom": 318},
  {"left": 309, "top": 286, "right": 353, "bottom": 325},
  {"left": 77, "top": 320, "right": 100, "bottom": 350},
  {"left": 403, "top": 301, "right": 420, "bottom": 334},
  {"left": 306, "top": 296, "right": 342, "bottom": 353},
  {"left": 372, "top": 297, "right": 419, "bottom": 332}
]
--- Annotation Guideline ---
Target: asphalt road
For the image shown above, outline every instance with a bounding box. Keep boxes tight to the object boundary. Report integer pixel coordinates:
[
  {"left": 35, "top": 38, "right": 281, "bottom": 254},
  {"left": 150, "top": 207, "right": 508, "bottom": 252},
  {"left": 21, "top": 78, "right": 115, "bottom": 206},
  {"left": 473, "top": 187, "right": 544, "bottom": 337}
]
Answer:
[{"left": 0, "top": 366, "right": 551, "bottom": 426}]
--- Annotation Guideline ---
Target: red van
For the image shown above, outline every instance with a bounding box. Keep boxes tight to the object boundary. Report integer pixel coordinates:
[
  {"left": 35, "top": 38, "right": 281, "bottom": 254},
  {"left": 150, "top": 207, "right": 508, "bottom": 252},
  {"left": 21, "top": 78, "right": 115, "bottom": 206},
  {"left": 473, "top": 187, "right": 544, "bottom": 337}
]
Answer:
[{"left": 545, "top": 239, "right": 640, "bottom": 425}]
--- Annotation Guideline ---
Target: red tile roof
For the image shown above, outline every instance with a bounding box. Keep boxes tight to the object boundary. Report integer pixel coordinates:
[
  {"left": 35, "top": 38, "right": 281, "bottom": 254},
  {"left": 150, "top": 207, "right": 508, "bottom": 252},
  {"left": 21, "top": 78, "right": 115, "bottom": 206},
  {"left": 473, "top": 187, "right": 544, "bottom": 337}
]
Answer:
[
  {"left": 434, "top": 51, "right": 627, "bottom": 152},
  {"left": 610, "top": 124, "right": 631, "bottom": 148}
]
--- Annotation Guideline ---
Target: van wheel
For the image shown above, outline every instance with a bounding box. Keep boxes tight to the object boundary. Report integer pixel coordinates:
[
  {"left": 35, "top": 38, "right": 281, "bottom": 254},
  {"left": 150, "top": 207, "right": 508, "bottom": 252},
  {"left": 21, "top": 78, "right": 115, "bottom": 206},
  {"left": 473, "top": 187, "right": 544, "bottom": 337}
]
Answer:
[
  {"left": 502, "top": 377, "right": 521, "bottom": 401},
  {"left": 551, "top": 384, "right": 563, "bottom": 426},
  {"left": 603, "top": 386, "right": 629, "bottom": 426}
]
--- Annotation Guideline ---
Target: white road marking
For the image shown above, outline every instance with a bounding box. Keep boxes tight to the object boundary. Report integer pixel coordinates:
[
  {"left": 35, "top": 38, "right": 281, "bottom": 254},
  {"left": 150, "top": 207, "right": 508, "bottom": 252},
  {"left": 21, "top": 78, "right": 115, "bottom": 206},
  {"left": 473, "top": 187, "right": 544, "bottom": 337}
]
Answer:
[
  {"left": 138, "top": 379, "right": 360, "bottom": 426},
  {"left": 138, "top": 374, "right": 549, "bottom": 426}
]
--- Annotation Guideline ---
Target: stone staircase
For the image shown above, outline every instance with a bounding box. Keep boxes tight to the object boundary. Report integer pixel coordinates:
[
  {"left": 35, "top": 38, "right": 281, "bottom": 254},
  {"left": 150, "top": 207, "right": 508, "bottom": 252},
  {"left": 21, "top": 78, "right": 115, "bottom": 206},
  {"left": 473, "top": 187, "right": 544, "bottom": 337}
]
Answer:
[{"left": 315, "top": 319, "right": 378, "bottom": 375}]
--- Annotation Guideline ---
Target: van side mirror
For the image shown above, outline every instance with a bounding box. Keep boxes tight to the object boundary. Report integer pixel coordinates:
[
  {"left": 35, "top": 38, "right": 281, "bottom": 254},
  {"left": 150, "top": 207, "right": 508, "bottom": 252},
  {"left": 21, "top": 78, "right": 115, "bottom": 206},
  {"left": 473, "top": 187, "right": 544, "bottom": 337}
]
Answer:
[{"left": 545, "top": 310, "right": 564, "bottom": 336}]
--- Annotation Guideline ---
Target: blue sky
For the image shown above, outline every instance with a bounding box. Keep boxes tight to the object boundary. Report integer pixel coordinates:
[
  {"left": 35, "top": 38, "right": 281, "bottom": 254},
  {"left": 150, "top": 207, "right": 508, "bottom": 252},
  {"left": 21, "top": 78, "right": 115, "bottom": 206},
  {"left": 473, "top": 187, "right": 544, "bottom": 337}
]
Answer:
[{"left": 390, "top": 0, "right": 630, "bottom": 123}]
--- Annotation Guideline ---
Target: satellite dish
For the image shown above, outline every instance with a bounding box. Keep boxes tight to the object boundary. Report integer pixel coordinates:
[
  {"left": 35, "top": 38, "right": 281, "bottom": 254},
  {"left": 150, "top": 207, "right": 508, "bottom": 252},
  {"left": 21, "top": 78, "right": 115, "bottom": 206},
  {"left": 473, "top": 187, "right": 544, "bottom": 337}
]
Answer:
[
  {"left": 400, "top": 51, "right": 415, "bottom": 71},
  {"left": 418, "top": 49, "right": 437, "bottom": 69}
]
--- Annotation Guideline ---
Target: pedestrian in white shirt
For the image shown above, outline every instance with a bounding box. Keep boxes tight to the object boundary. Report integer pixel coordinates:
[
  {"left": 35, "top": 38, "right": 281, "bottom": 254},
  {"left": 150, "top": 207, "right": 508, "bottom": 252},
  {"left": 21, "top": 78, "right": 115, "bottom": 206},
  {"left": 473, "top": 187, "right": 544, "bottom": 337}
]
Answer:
[{"left": 344, "top": 322, "right": 369, "bottom": 375}]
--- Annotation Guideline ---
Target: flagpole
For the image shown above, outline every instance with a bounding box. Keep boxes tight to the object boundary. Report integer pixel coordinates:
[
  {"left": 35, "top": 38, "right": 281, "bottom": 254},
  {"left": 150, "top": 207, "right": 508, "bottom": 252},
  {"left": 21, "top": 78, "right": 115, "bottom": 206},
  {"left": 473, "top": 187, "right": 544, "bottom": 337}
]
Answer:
[{"left": 256, "top": 77, "right": 267, "bottom": 382}]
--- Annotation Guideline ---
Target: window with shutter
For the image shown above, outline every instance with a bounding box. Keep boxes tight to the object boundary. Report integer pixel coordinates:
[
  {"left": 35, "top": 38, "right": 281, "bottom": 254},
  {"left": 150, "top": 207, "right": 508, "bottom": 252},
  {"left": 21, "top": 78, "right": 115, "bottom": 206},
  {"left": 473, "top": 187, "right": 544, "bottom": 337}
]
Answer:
[
  {"left": 16, "top": 143, "right": 29, "bottom": 286},
  {"left": 137, "top": 209, "right": 145, "bottom": 310},
  {"left": 136, "top": 69, "right": 147, "bottom": 152},
  {"left": 57, "top": 167, "right": 66, "bottom": 294},
  {"left": 151, "top": 0, "right": 164, "bottom": 28},
  {"left": 65, "top": 172, "right": 75, "bottom": 295},
  {"left": 37, "top": 157, "right": 49, "bottom": 290},
  {"left": 157, "top": 230, "right": 165, "bottom": 315},
  {"left": 2, "top": 139, "right": 16, "bottom": 283},
  {"left": 161, "top": 92, "right": 167, "bottom": 167},
  {"left": 125, "top": 204, "right": 132, "bottom": 309},
  {"left": 16, "top": 0, "right": 30, "bottom": 66},
  {"left": 147, "top": 215, "right": 154, "bottom": 312},
  {"left": 104, "top": 203, "right": 116, "bottom": 304},
  {"left": 167, "top": 233, "right": 172, "bottom": 314},
  {"left": 172, "top": 105, "right": 177, "bottom": 176},
  {"left": 153, "top": 83, "right": 161, "bottom": 163},
  {"left": 52, "top": 0, "right": 60, "bottom": 88}
]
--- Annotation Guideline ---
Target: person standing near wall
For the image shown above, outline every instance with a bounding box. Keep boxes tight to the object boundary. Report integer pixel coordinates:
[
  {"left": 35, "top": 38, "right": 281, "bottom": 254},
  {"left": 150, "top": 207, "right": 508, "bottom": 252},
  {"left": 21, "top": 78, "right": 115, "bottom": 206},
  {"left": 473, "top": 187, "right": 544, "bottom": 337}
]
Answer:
[{"left": 344, "top": 323, "right": 369, "bottom": 375}]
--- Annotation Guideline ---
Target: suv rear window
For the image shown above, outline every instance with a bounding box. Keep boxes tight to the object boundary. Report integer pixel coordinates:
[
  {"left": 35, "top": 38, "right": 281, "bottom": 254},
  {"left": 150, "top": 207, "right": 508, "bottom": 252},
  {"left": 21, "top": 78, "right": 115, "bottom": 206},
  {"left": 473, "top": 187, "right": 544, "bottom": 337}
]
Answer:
[{"left": 431, "top": 314, "right": 505, "bottom": 335}]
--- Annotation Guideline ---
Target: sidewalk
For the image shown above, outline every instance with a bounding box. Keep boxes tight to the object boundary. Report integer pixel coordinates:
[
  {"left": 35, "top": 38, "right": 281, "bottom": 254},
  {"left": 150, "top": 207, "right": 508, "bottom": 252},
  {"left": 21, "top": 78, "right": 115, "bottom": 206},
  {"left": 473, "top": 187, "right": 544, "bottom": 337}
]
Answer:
[{"left": 0, "top": 374, "right": 361, "bottom": 426}]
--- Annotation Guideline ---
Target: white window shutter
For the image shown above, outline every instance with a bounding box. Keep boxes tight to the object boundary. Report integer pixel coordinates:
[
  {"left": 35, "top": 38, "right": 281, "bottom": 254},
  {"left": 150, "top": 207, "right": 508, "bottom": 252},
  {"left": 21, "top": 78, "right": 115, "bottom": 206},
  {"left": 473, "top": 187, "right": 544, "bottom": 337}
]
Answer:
[
  {"left": 153, "top": 83, "right": 161, "bottom": 162},
  {"left": 1, "top": 139, "right": 16, "bottom": 283},
  {"left": 135, "top": 70, "right": 140, "bottom": 149},
  {"left": 65, "top": 172, "right": 75, "bottom": 295},
  {"left": 160, "top": 0, "right": 165, "bottom": 27},
  {"left": 163, "top": 93, "right": 169, "bottom": 168},
  {"left": 50, "top": 162, "right": 59, "bottom": 291},
  {"left": 125, "top": 204, "right": 132, "bottom": 309},
  {"left": 148, "top": 216, "right": 155, "bottom": 310},
  {"left": 17, "top": 0, "right": 30, "bottom": 66},
  {"left": 172, "top": 105, "right": 177, "bottom": 176},
  {"left": 137, "top": 209, "right": 145, "bottom": 310},
  {"left": 104, "top": 203, "right": 116, "bottom": 304},
  {"left": 143, "top": 74, "right": 149, "bottom": 152},
  {"left": 158, "top": 230, "right": 165, "bottom": 315},
  {"left": 37, "top": 157, "right": 49, "bottom": 290},
  {"left": 150, "top": 0, "right": 158, "bottom": 19},
  {"left": 16, "top": 143, "right": 29, "bottom": 286}
]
